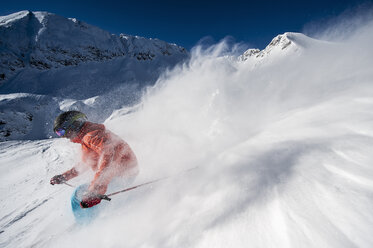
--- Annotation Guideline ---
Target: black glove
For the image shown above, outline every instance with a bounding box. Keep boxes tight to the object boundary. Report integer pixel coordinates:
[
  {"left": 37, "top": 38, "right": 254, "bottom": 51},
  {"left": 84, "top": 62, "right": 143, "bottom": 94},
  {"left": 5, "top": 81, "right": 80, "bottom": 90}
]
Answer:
[{"left": 50, "top": 174, "right": 66, "bottom": 185}]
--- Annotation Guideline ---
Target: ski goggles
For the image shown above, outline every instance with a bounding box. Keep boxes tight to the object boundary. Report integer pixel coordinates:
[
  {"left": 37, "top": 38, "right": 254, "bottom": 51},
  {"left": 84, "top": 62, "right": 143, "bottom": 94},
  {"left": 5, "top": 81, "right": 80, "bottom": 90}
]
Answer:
[{"left": 55, "top": 128, "right": 66, "bottom": 137}]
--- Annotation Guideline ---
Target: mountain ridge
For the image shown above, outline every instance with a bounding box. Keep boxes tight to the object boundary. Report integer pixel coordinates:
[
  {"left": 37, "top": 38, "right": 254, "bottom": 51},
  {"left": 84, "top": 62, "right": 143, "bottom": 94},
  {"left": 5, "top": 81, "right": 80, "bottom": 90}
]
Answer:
[{"left": 0, "top": 10, "right": 187, "bottom": 84}]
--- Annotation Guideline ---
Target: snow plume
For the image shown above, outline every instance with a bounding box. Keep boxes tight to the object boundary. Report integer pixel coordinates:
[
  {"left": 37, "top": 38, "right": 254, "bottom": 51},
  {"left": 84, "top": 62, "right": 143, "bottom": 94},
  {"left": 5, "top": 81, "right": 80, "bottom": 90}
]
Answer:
[
  {"left": 64, "top": 20, "right": 373, "bottom": 247},
  {"left": 303, "top": 2, "right": 373, "bottom": 41},
  {"left": 1, "top": 16, "right": 373, "bottom": 248}
]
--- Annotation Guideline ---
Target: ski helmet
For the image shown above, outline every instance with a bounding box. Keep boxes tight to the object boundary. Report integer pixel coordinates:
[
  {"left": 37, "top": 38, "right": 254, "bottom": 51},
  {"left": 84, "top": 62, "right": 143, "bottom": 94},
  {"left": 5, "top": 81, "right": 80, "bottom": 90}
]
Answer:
[{"left": 53, "top": 111, "right": 87, "bottom": 137}]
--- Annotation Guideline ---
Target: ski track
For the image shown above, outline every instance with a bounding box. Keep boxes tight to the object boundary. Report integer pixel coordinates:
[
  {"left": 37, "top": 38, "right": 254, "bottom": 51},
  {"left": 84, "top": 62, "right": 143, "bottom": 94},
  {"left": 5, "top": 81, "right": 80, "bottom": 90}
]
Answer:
[{"left": 2, "top": 198, "right": 50, "bottom": 230}]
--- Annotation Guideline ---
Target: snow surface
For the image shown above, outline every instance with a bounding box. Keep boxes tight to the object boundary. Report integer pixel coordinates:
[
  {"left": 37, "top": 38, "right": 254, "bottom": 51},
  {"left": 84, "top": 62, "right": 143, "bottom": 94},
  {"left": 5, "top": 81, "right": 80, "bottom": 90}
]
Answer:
[{"left": 1, "top": 11, "right": 373, "bottom": 248}]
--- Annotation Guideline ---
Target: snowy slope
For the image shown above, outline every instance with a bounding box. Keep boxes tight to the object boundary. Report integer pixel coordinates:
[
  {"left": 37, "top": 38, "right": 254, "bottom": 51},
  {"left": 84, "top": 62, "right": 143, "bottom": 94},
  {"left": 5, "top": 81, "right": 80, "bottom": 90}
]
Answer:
[
  {"left": 0, "top": 93, "right": 60, "bottom": 140},
  {"left": 1, "top": 12, "right": 373, "bottom": 248},
  {"left": 0, "top": 11, "right": 188, "bottom": 141}
]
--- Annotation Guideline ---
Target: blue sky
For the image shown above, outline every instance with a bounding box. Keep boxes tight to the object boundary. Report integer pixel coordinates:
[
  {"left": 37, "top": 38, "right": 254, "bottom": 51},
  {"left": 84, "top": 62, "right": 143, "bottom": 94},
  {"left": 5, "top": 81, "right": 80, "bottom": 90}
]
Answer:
[{"left": 0, "top": 0, "right": 370, "bottom": 49}]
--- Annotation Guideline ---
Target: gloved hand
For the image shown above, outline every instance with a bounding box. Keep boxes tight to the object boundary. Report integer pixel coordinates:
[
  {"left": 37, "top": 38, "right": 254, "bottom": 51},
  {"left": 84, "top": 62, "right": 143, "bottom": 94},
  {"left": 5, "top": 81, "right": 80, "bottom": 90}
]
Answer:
[
  {"left": 50, "top": 174, "right": 66, "bottom": 185},
  {"left": 80, "top": 193, "right": 102, "bottom": 208}
]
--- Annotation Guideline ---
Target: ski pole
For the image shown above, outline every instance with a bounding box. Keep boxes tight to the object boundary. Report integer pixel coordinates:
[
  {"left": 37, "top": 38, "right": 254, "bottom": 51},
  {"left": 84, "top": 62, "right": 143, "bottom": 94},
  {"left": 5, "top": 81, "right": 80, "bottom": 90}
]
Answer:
[
  {"left": 63, "top": 182, "right": 75, "bottom": 188},
  {"left": 106, "top": 166, "right": 198, "bottom": 198},
  {"left": 107, "top": 177, "right": 168, "bottom": 197}
]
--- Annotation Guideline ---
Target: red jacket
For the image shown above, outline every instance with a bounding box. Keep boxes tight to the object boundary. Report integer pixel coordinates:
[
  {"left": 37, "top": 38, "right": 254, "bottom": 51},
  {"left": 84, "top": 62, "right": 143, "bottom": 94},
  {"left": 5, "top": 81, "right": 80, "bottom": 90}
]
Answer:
[{"left": 63, "top": 122, "right": 138, "bottom": 194}]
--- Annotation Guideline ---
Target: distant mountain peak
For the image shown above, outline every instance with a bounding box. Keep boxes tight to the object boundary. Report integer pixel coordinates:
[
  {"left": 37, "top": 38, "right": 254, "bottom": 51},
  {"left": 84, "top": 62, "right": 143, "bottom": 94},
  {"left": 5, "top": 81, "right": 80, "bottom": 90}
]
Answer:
[
  {"left": 239, "top": 32, "right": 299, "bottom": 62},
  {"left": 239, "top": 32, "right": 329, "bottom": 63}
]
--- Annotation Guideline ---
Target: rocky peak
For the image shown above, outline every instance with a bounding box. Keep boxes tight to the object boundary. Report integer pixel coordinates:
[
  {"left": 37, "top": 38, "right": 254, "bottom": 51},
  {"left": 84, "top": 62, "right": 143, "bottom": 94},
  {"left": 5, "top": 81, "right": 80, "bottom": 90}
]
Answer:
[
  {"left": 239, "top": 32, "right": 329, "bottom": 63},
  {"left": 239, "top": 33, "right": 297, "bottom": 62}
]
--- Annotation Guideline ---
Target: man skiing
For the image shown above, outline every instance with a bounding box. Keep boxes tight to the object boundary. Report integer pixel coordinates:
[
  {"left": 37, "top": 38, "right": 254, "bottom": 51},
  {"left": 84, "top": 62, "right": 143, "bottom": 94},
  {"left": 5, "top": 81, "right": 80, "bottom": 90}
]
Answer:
[{"left": 50, "top": 111, "right": 138, "bottom": 208}]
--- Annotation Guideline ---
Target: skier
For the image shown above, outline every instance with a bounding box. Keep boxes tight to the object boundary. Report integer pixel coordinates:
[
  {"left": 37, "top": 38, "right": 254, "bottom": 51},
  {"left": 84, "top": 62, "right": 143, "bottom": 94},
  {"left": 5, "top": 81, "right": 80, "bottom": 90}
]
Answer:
[{"left": 50, "top": 111, "right": 138, "bottom": 208}]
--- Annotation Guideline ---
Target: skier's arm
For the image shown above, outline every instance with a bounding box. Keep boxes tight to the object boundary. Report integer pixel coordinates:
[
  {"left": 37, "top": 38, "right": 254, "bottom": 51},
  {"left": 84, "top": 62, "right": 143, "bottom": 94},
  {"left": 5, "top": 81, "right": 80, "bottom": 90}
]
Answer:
[
  {"left": 81, "top": 131, "right": 111, "bottom": 194},
  {"left": 80, "top": 155, "right": 112, "bottom": 208},
  {"left": 88, "top": 150, "right": 114, "bottom": 195},
  {"left": 62, "top": 167, "right": 79, "bottom": 180},
  {"left": 50, "top": 167, "right": 79, "bottom": 185}
]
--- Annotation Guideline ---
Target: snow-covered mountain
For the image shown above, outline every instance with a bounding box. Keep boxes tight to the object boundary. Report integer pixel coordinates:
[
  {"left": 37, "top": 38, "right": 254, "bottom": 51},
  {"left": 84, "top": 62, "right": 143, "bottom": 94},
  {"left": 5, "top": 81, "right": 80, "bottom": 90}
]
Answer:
[
  {"left": 238, "top": 32, "right": 332, "bottom": 65},
  {"left": 0, "top": 11, "right": 188, "bottom": 141},
  {"left": 0, "top": 10, "right": 186, "bottom": 83},
  {"left": 1, "top": 10, "right": 373, "bottom": 248}
]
